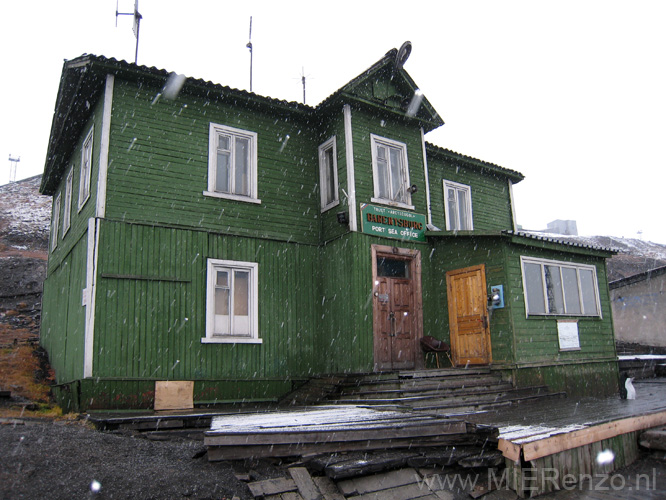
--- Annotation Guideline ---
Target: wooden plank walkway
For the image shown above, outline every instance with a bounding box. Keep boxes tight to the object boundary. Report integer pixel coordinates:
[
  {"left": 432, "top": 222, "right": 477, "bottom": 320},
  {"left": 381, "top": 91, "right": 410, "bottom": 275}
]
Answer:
[{"left": 204, "top": 405, "right": 495, "bottom": 461}]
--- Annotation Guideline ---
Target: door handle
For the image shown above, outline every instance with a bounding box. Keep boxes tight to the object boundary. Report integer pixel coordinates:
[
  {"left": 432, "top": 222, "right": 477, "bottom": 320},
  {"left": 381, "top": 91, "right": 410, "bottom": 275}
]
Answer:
[{"left": 482, "top": 316, "right": 488, "bottom": 329}]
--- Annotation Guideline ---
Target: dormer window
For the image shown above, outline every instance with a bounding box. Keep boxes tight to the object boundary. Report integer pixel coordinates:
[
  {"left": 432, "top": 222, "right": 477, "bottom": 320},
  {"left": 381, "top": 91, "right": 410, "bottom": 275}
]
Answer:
[{"left": 370, "top": 134, "right": 413, "bottom": 210}]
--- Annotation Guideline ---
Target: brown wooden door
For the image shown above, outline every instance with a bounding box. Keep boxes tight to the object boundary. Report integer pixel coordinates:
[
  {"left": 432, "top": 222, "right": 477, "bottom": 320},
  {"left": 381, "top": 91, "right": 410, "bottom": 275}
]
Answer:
[
  {"left": 446, "top": 264, "right": 492, "bottom": 366},
  {"left": 372, "top": 247, "right": 422, "bottom": 371},
  {"left": 375, "top": 276, "right": 414, "bottom": 370}
]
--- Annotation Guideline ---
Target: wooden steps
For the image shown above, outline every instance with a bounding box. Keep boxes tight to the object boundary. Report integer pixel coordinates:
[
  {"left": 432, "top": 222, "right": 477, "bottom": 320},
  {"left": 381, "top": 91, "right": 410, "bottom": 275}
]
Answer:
[{"left": 312, "top": 368, "right": 562, "bottom": 416}]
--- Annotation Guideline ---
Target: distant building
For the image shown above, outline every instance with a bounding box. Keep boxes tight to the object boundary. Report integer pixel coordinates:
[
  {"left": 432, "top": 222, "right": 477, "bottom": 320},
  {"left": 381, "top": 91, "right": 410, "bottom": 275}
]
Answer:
[
  {"left": 609, "top": 266, "right": 666, "bottom": 348},
  {"left": 544, "top": 220, "right": 578, "bottom": 236}
]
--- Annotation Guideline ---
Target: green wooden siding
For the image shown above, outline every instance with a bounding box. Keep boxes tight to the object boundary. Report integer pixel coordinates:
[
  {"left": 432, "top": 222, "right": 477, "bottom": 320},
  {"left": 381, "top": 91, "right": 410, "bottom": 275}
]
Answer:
[
  {"left": 105, "top": 80, "right": 320, "bottom": 245},
  {"left": 426, "top": 150, "right": 515, "bottom": 232},
  {"left": 40, "top": 231, "right": 89, "bottom": 384},
  {"left": 93, "top": 219, "right": 320, "bottom": 381},
  {"left": 46, "top": 100, "right": 104, "bottom": 276}
]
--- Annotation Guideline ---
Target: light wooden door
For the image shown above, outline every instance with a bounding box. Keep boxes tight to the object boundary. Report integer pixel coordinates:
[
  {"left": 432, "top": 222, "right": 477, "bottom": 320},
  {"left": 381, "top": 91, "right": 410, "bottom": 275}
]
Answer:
[{"left": 446, "top": 264, "right": 492, "bottom": 366}]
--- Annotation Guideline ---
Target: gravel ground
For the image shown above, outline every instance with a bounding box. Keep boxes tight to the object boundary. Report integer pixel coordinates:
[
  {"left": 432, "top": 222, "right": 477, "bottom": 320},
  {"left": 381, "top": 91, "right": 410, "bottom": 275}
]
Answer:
[
  {"left": 0, "top": 418, "right": 284, "bottom": 500},
  {"left": 3, "top": 416, "right": 666, "bottom": 500}
]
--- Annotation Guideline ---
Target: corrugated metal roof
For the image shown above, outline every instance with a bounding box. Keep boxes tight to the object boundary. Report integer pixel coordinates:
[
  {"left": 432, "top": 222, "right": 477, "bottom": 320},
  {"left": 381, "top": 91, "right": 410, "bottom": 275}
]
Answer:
[
  {"left": 425, "top": 143, "right": 524, "bottom": 183},
  {"left": 503, "top": 230, "right": 619, "bottom": 253}
]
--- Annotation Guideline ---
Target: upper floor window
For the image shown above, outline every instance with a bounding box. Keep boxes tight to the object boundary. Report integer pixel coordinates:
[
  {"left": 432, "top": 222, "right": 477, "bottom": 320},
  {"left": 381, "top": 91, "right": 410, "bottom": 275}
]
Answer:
[
  {"left": 203, "top": 258, "right": 261, "bottom": 344},
  {"left": 78, "top": 127, "right": 93, "bottom": 210},
  {"left": 370, "top": 134, "right": 412, "bottom": 209},
  {"left": 63, "top": 168, "right": 73, "bottom": 235},
  {"left": 443, "top": 180, "right": 473, "bottom": 231},
  {"left": 205, "top": 123, "right": 259, "bottom": 204},
  {"left": 521, "top": 256, "right": 601, "bottom": 317},
  {"left": 51, "top": 193, "right": 61, "bottom": 252},
  {"left": 318, "top": 136, "right": 339, "bottom": 211}
]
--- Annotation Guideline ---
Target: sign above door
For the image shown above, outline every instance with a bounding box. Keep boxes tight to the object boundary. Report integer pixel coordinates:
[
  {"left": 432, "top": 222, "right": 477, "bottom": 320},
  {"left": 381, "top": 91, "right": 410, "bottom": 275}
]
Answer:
[{"left": 360, "top": 204, "right": 426, "bottom": 242}]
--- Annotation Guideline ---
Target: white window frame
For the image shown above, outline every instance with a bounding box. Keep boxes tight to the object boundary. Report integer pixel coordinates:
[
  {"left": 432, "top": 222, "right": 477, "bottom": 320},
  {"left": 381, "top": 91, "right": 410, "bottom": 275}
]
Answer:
[
  {"left": 318, "top": 136, "right": 339, "bottom": 212},
  {"left": 78, "top": 126, "right": 94, "bottom": 211},
  {"left": 520, "top": 256, "right": 602, "bottom": 317},
  {"left": 370, "top": 134, "right": 413, "bottom": 210},
  {"left": 51, "top": 193, "right": 61, "bottom": 252},
  {"left": 204, "top": 123, "right": 260, "bottom": 204},
  {"left": 203, "top": 258, "right": 261, "bottom": 344},
  {"left": 443, "top": 180, "right": 473, "bottom": 231},
  {"left": 63, "top": 168, "right": 73, "bottom": 235}
]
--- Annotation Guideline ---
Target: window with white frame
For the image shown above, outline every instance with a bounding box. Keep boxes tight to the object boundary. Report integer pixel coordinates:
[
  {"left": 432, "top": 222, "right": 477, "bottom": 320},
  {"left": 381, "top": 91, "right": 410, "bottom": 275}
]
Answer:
[
  {"left": 521, "top": 256, "right": 601, "bottom": 317},
  {"left": 370, "top": 134, "right": 412, "bottom": 208},
  {"left": 204, "top": 259, "right": 261, "bottom": 343},
  {"left": 443, "top": 180, "right": 473, "bottom": 231},
  {"left": 205, "top": 123, "right": 259, "bottom": 203},
  {"left": 63, "top": 168, "right": 73, "bottom": 235},
  {"left": 51, "top": 193, "right": 61, "bottom": 252},
  {"left": 79, "top": 127, "right": 93, "bottom": 210},
  {"left": 318, "top": 136, "right": 339, "bottom": 211}
]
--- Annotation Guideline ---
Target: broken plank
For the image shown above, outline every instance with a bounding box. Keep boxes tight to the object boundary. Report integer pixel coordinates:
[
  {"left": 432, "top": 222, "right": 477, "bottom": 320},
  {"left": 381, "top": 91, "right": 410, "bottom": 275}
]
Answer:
[
  {"left": 312, "top": 477, "right": 345, "bottom": 500},
  {"left": 347, "top": 482, "right": 440, "bottom": 500},
  {"left": 337, "top": 468, "right": 418, "bottom": 496},
  {"left": 247, "top": 477, "right": 297, "bottom": 497},
  {"left": 324, "top": 452, "right": 418, "bottom": 480},
  {"left": 288, "top": 467, "right": 322, "bottom": 500}
]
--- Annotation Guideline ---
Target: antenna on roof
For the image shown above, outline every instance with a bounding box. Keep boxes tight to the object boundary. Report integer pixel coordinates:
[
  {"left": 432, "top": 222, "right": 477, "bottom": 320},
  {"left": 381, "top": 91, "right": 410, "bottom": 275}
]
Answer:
[
  {"left": 116, "top": 0, "right": 143, "bottom": 64},
  {"left": 247, "top": 16, "right": 253, "bottom": 92},
  {"left": 8, "top": 155, "right": 20, "bottom": 183}
]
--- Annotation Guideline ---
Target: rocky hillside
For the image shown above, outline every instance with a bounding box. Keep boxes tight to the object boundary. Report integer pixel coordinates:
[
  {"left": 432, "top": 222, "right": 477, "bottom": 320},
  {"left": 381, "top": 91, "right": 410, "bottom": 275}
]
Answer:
[{"left": 0, "top": 175, "right": 50, "bottom": 346}]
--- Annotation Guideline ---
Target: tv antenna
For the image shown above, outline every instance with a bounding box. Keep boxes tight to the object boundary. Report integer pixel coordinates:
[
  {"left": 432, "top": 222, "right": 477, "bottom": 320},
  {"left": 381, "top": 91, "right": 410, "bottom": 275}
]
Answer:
[
  {"left": 247, "top": 16, "right": 253, "bottom": 92},
  {"left": 8, "top": 155, "right": 20, "bottom": 183},
  {"left": 116, "top": 0, "right": 143, "bottom": 64},
  {"left": 297, "top": 67, "right": 313, "bottom": 105}
]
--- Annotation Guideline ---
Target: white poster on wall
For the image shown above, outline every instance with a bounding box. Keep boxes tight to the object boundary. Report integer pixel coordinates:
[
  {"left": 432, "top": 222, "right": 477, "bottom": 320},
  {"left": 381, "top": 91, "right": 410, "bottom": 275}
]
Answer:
[{"left": 558, "top": 320, "right": 580, "bottom": 351}]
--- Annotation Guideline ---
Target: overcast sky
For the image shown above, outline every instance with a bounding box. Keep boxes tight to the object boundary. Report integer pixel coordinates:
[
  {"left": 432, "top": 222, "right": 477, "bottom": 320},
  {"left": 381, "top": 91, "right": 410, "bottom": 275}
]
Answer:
[{"left": 2, "top": 1, "right": 665, "bottom": 243}]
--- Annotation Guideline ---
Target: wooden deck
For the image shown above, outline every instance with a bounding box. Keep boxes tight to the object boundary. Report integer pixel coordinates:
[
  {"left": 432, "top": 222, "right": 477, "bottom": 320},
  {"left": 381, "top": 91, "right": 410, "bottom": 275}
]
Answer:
[
  {"left": 461, "top": 378, "right": 666, "bottom": 497},
  {"left": 204, "top": 404, "right": 496, "bottom": 461}
]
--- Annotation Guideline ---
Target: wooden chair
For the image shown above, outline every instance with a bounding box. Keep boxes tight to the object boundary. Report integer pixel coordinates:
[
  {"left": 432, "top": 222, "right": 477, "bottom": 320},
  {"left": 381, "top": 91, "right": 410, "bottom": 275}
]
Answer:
[{"left": 420, "top": 336, "right": 452, "bottom": 368}]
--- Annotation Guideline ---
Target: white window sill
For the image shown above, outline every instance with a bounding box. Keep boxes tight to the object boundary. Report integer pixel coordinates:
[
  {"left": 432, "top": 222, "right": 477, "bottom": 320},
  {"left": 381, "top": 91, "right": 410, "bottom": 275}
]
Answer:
[
  {"left": 321, "top": 199, "right": 340, "bottom": 213},
  {"left": 371, "top": 198, "right": 415, "bottom": 211},
  {"left": 201, "top": 337, "right": 263, "bottom": 344},
  {"left": 203, "top": 191, "right": 261, "bottom": 204}
]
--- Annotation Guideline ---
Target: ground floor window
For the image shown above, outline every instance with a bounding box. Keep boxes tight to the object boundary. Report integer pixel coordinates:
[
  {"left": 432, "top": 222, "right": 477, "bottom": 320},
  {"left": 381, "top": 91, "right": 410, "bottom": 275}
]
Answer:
[
  {"left": 521, "top": 256, "right": 601, "bottom": 317},
  {"left": 203, "top": 258, "right": 261, "bottom": 343}
]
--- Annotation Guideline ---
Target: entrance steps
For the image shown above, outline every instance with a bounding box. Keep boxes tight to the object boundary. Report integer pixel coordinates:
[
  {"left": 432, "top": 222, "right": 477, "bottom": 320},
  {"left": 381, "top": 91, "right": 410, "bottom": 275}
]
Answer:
[{"left": 282, "top": 368, "right": 565, "bottom": 416}]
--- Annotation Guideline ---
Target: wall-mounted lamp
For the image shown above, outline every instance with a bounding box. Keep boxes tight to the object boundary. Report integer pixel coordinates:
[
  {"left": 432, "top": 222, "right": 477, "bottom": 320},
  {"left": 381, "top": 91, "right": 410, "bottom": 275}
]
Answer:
[
  {"left": 407, "top": 184, "right": 418, "bottom": 194},
  {"left": 336, "top": 211, "right": 349, "bottom": 225}
]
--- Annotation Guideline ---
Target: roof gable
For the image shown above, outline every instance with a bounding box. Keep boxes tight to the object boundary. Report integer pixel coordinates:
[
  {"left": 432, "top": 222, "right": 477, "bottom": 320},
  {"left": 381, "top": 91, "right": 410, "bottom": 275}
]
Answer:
[{"left": 317, "top": 45, "right": 444, "bottom": 132}]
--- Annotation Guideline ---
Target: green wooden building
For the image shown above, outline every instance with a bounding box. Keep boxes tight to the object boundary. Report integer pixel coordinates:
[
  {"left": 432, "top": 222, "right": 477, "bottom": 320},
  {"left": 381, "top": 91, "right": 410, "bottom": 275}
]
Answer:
[{"left": 40, "top": 45, "right": 619, "bottom": 410}]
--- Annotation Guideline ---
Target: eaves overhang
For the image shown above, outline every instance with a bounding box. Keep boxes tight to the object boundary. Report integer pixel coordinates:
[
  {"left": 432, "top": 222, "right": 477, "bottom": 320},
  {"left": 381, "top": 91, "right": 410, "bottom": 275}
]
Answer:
[
  {"left": 40, "top": 54, "right": 313, "bottom": 196},
  {"left": 425, "top": 143, "right": 525, "bottom": 184}
]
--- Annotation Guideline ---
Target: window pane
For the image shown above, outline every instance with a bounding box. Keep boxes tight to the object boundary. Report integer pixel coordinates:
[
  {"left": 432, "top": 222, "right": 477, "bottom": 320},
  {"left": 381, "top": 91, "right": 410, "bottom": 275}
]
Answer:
[
  {"left": 447, "top": 188, "right": 458, "bottom": 230},
  {"left": 324, "top": 147, "right": 335, "bottom": 205},
  {"left": 579, "top": 269, "right": 599, "bottom": 315},
  {"left": 216, "top": 270, "right": 228, "bottom": 287},
  {"left": 234, "top": 136, "right": 250, "bottom": 196},
  {"left": 234, "top": 270, "right": 249, "bottom": 316},
  {"left": 377, "top": 257, "right": 409, "bottom": 278},
  {"left": 389, "top": 147, "right": 404, "bottom": 202},
  {"left": 524, "top": 263, "right": 546, "bottom": 314},
  {"left": 376, "top": 145, "right": 389, "bottom": 199},
  {"left": 216, "top": 152, "right": 230, "bottom": 192},
  {"left": 562, "top": 267, "right": 581, "bottom": 314},
  {"left": 545, "top": 265, "right": 565, "bottom": 314},
  {"left": 457, "top": 189, "right": 469, "bottom": 230},
  {"left": 218, "top": 135, "right": 230, "bottom": 150}
]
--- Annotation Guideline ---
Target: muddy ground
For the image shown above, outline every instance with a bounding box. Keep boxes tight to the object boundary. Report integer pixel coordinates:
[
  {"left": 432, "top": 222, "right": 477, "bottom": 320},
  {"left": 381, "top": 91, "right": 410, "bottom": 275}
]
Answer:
[{"left": 2, "top": 415, "right": 666, "bottom": 500}]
